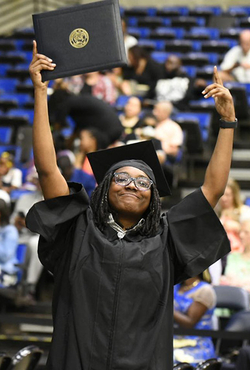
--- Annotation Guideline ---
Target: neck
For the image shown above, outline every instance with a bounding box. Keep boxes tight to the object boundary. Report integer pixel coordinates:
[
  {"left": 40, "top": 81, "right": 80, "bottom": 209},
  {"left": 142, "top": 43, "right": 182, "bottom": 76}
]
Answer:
[
  {"left": 114, "top": 214, "right": 141, "bottom": 230},
  {"left": 181, "top": 277, "right": 201, "bottom": 291}
]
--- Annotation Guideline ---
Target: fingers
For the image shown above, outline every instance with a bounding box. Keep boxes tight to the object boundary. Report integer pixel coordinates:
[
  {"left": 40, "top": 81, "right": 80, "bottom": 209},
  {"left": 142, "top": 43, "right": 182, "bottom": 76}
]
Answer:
[
  {"left": 213, "top": 65, "right": 223, "bottom": 86},
  {"left": 31, "top": 40, "right": 54, "bottom": 66},
  {"left": 32, "top": 40, "right": 37, "bottom": 57},
  {"left": 202, "top": 83, "right": 229, "bottom": 99}
]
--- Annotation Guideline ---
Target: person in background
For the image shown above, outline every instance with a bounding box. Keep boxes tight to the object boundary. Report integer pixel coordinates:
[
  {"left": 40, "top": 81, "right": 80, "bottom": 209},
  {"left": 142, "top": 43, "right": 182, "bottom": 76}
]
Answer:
[
  {"left": 220, "top": 218, "right": 250, "bottom": 292},
  {"left": 173, "top": 271, "right": 217, "bottom": 367},
  {"left": 123, "top": 113, "right": 166, "bottom": 166},
  {"left": 219, "top": 29, "right": 250, "bottom": 83},
  {"left": 74, "top": 128, "right": 109, "bottom": 177},
  {"left": 153, "top": 101, "right": 184, "bottom": 160},
  {"left": 57, "top": 150, "right": 96, "bottom": 197},
  {"left": 217, "top": 178, "right": 250, "bottom": 254},
  {"left": 10, "top": 166, "right": 44, "bottom": 302},
  {"left": 123, "top": 45, "right": 162, "bottom": 98},
  {"left": 152, "top": 54, "right": 196, "bottom": 110},
  {"left": 121, "top": 18, "right": 138, "bottom": 58},
  {"left": 0, "top": 152, "right": 22, "bottom": 194},
  {"left": 80, "top": 71, "right": 117, "bottom": 105},
  {"left": 0, "top": 189, "right": 11, "bottom": 207},
  {"left": 119, "top": 96, "right": 142, "bottom": 136},
  {"left": 0, "top": 199, "right": 19, "bottom": 287}
]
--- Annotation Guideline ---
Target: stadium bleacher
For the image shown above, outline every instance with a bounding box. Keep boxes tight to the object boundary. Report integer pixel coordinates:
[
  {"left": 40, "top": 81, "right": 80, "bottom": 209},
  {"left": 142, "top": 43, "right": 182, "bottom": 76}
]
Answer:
[{"left": 0, "top": 5, "right": 249, "bottom": 191}]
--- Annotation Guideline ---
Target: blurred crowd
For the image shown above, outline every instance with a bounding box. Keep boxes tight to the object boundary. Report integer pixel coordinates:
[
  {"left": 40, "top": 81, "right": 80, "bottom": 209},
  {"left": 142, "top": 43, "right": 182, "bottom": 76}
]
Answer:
[{"left": 0, "top": 17, "right": 250, "bottom": 367}]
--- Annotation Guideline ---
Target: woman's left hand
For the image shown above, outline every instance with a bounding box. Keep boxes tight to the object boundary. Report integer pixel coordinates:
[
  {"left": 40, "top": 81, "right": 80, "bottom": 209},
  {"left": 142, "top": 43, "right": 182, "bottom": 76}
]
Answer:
[{"left": 202, "top": 66, "right": 236, "bottom": 122}]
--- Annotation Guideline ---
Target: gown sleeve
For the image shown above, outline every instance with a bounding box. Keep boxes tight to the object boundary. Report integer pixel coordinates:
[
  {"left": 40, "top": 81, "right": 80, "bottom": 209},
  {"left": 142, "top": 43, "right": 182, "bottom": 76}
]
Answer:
[
  {"left": 167, "top": 188, "right": 230, "bottom": 284},
  {"left": 25, "top": 182, "right": 89, "bottom": 273}
]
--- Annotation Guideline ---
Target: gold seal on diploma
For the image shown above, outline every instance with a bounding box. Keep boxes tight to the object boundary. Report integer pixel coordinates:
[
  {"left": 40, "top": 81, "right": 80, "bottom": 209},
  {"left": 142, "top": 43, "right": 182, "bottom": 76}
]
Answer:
[{"left": 69, "top": 28, "right": 89, "bottom": 48}]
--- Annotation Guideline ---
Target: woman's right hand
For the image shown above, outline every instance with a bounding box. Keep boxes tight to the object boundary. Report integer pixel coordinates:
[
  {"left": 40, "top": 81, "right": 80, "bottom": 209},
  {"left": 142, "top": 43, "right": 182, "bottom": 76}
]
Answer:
[{"left": 29, "top": 40, "right": 56, "bottom": 89}]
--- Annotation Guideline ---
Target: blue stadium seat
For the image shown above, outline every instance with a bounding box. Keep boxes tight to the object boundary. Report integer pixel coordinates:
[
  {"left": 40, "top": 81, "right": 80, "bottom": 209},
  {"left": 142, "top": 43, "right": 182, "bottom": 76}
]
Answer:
[
  {"left": 181, "top": 65, "right": 197, "bottom": 78},
  {"left": 149, "top": 28, "right": 176, "bottom": 40},
  {"left": 189, "top": 6, "right": 222, "bottom": 16},
  {"left": 151, "top": 51, "right": 181, "bottom": 64},
  {"left": 0, "top": 64, "right": 10, "bottom": 77},
  {"left": 8, "top": 108, "right": 34, "bottom": 124},
  {"left": 171, "top": 16, "right": 200, "bottom": 29},
  {"left": 0, "top": 51, "right": 27, "bottom": 65},
  {"left": 0, "top": 93, "right": 33, "bottom": 107},
  {"left": 201, "top": 40, "right": 231, "bottom": 54},
  {"left": 0, "top": 77, "right": 18, "bottom": 93},
  {"left": 165, "top": 40, "right": 193, "bottom": 53},
  {"left": 196, "top": 66, "right": 215, "bottom": 80},
  {"left": 227, "top": 6, "right": 249, "bottom": 17},
  {"left": 173, "top": 112, "right": 211, "bottom": 141},
  {"left": 181, "top": 52, "right": 210, "bottom": 67},
  {"left": 0, "top": 145, "right": 18, "bottom": 156},
  {"left": 237, "top": 17, "right": 250, "bottom": 28},
  {"left": 15, "top": 244, "right": 28, "bottom": 284},
  {"left": 219, "top": 27, "right": 241, "bottom": 41},
  {"left": 137, "top": 16, "right": 165, "bottom": 29},
  {"left": 0, "top": 126, "right": 13, "bottom": 144},
  {"left": 0, "top": 40, "right": 16, "bottom": 52},
  {"left": 188, "top": 27, "right": 220, "bottom": 40},
  {"left": 138, "top": 39, "right": 165, "bottom": 51},
  {"left": 126, "top": 16, "right": 138, "bottom": 27},
  {"left": 115, "top": 95, "right": 131, "bottom": 111},
  {"left": 124, "top": 7, "right": 157, "bottom": 16},
  {"left": 6, "top": 64, "right": 30, "bottom": 81},
  {"left": 159, "top": 6, "right": 189, "bottom": 16},
  {"left": 127, "top": 27, "right": 150, "bottom": 39}
]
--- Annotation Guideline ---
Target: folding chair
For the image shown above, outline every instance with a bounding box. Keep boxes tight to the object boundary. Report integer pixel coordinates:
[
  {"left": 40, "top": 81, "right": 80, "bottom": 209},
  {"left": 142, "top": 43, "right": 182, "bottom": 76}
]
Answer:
[
  {"left": 213, "top": 285, "right": 250, "bottom": 356},
  {"left": 196, "top": 358, "right": 222, "bottom": 370},
  {"left": 173, "top": 362, "right": 194, "bottom": 369},
  {"left": 0, "top": 352, "right": 12, "bottom": 370},
  {"left": 11, "top": 345, "right": 43, "bottom": 370}
]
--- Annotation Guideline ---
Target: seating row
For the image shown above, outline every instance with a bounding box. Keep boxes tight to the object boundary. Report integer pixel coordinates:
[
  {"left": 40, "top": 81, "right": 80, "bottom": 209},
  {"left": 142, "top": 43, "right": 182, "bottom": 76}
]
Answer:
[{"left": 121, "top": 6, "right": 250, "bottom": 18}]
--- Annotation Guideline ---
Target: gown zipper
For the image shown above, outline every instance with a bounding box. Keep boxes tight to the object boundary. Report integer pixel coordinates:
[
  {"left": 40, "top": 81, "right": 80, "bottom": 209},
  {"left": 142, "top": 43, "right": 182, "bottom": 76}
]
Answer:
[{"left": 106, "top": 237, "right": 124, "bottom": 370}]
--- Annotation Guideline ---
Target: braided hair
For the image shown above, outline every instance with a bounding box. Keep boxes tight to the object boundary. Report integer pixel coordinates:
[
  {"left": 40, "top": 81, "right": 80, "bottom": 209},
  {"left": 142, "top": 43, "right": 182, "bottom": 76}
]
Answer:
[{"left": 90, "top": 172, "right": 161, "bottom": 237}]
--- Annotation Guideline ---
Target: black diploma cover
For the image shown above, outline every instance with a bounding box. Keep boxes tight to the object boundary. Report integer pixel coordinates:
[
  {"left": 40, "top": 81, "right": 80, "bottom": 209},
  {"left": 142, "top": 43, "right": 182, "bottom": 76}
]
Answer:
[{"left": 32, "top": 0, "right": 127, "bottom": 81}]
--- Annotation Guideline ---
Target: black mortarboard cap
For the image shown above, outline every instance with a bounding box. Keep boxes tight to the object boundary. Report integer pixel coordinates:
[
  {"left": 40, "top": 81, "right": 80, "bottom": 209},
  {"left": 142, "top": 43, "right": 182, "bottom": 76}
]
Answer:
[
  {"left": 87, "top": 140, "right": 171, "bottom": 197},
  {"left": 32, "top": 0, "right": 127, "bottom": 81}
]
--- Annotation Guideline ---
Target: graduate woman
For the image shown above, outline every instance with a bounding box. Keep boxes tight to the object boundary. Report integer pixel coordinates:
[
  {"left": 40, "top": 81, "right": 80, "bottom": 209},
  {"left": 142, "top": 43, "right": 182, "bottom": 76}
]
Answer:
[{"left": 27, "top": 40, "right": 236, "bottom": 370}]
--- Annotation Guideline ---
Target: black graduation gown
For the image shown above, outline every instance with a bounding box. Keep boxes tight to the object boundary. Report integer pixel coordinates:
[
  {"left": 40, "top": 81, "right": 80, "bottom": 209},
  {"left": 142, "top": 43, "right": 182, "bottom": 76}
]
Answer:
[{"left": 26, "top": 182, "right": 230, "bottom": 370}]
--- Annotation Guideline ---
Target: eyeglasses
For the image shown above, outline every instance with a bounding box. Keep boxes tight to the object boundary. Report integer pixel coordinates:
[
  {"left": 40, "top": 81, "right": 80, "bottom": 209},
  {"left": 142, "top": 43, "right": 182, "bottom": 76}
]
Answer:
[{"left": 113, "top": 172, "right": 153, "bottom": 191}]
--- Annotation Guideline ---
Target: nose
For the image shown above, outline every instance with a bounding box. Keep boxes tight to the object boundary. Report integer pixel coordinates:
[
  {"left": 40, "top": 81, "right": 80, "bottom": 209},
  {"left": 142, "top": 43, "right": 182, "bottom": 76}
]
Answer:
[{"left": 125, "top": 178, "right": 138, "bottom": 190}]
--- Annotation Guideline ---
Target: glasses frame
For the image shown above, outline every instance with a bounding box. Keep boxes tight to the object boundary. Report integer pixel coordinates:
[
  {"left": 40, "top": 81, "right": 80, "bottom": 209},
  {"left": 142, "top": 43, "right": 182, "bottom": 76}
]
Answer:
[{"left": 113, "top": 172, "right": 153, "bottom": 191}]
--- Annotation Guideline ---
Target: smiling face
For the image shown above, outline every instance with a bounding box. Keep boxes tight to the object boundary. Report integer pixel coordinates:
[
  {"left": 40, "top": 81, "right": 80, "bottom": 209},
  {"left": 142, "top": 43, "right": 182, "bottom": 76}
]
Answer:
[{"left": 108, "top": 166, "right": 152, "bottom": 227}]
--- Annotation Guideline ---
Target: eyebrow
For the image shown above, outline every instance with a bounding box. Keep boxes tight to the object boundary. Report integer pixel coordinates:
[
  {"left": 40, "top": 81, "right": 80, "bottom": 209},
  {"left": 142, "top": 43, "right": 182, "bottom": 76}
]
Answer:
[{"left": 115, "top": 171, "right": 149, "bottom": 179}]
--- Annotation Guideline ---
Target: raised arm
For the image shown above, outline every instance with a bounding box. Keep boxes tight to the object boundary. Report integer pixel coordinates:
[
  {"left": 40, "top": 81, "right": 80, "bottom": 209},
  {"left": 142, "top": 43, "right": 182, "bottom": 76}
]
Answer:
[
  {"left": 29, "top": 40, "right": 69, "bottom": 199},
  {"left": 201, "top": 66, "right": 236, "bottom": 208}
]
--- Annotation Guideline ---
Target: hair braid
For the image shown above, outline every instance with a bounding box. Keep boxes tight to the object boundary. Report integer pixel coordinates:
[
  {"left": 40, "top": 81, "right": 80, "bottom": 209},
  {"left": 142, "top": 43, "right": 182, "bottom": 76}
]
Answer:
[{"left": 90, "top": 172, "right": 113, "bottom": 232}]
